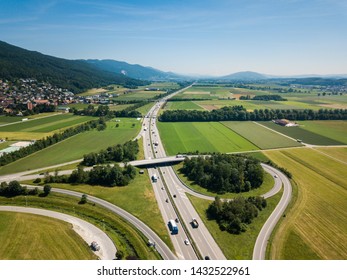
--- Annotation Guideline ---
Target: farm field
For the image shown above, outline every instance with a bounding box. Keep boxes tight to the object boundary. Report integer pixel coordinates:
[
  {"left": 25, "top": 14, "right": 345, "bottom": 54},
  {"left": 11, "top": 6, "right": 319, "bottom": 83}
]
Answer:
[
  {"left": 188, "top": 190, "right": 282, "bottom": 259},
  {"left": 164, "top": 101, "right": 203, "bottom": 110},
  {"left": 297, "top": 120, "right": 347, "bottom": 144},
  {"left": 221, "top": 121, "right": 302, "bottom": 149},
  {"left": 0, "top": 118, "right": 141, "bottom": 175},
  {"left": 114, "top": 90, "right": 164, "bottom": 102},
  {"left": 157, "top": 122, "right": 258, "bottom": 155},
  {"left": 0, "top": 212, "right": 96, "bottom": 260},
  {"left": 0, "top": 116, "right": 23, "bottom": 124},
  {"left": 136, "top": 102, "right": 155, "bottom": 115},
  {"left": 264, "top": 148, "right": 347, "bottom": 259},
  {"left": 259, "top": 121, "right": 344, "bottom": 145},
  {"left": 0, "top": 114, "right": 95, "bottom": 133}
]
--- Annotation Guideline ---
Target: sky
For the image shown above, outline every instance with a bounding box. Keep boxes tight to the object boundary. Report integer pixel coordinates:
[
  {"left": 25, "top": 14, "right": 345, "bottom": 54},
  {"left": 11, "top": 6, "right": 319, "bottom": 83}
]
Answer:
[{"left": 0, "top": 0, "right": 347, "bottom": 76}]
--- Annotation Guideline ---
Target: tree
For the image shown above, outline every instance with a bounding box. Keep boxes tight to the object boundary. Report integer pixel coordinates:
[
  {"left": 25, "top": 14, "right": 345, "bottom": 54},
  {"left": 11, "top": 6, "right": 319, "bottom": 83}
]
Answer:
[
  {"left": 43, "top": 184, "right": 51, "bottom": 196},
  {"left": 80, "top": 194, "right": 88, "bottom": 204},
  {"left": 115, "top": 250, "right": 124, "bottom": 260}
]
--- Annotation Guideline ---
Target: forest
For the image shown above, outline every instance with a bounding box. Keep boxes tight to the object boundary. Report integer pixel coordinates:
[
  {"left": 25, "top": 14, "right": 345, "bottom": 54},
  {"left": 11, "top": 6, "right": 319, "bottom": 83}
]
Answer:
[
  {"left": 207, "top": 196, "right": 267, "bottom": 234},
  {"left": 180, "top": 154, "right": 264, "bottom": 193}
]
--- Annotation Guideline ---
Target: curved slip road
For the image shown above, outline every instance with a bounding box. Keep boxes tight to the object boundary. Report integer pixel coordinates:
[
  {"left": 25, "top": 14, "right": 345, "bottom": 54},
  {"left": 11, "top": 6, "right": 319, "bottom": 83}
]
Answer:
[
  {"left": 0, "top": 206, "right": 117, "bottom": 260},
  {"left": 24, "top": 185, "right": 176, "bottom": 260},
  {"left": 252, "top": 167, "right": 292, "bottom": 260}
]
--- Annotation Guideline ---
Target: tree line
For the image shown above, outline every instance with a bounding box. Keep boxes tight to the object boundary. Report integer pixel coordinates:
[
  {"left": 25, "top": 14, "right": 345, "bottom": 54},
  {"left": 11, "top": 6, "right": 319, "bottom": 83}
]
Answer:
[
  {"left": 181, "top": 154, "right": 264, "bottom": 194},
  {"left": 239, "top": 94, "right": 287, "bottom": 101},
  {"left": 45, "top": 164, "right": 137, "bottom": 187},
  {"left": 159, "top": 105, "right": 347, "bottom": 122},
  {"left": 207, "top": 196, "right": 267, "bottom": 234},
  {"left": 0, "top": 118, "right": 106, "bottom": 167},
  {"left": 82, "top": 140, "right": 139, "bottom": 166},
  {"left": 0, "top": 181, "right": 51, "bottom": 197}
]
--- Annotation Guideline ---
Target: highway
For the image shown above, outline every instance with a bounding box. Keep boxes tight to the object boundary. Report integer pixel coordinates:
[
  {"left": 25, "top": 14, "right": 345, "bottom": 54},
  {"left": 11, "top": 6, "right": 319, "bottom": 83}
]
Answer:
[{"left": 0, "top": 205, "right": 117, "bottom": 260}]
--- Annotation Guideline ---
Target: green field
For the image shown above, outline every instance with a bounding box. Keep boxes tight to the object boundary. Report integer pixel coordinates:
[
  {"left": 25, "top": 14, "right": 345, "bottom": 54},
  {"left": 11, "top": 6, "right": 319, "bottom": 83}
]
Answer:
[
  {"left": 136, "top": 102, "right": 155, "bottom": 115},
  {"left": 0, "top": 118, "right": 141, "bottom": 175},
  {"left": 0, "top": 116, "right": 23, "bottom": 124},
  {"left": 164, "top": 101, "right": 203, "bottom": 110},
  {"left": 298, "top": 120, "right": 347, "bottom": 144},
  {"left": 264, "top": 148, "right": 347, "bottom": 259},
  {"left": 157, "top": 122, "right": 258, "bottom": 155},
  {"left": 221, "top": 121, "right": 302, "bottom": 149},
  {"left": 0, "top": 114, "right": 95, "bottom": 133},
  {"left": 0, "top": 212, "right": 96, "bottom": 260},
  {"left": 259, "top": 121, "right": 344, "bottom": 145}
]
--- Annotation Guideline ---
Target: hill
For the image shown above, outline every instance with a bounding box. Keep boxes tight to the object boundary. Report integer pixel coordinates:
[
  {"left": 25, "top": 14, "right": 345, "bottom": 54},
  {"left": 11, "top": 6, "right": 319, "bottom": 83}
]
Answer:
[
  {"left": 0, "top": 41, "right": 147, "bottom": 93},
  {"left": 219, "top": 71, "right": 268, "bottom": 81},
  {"left": 84, "top": 59, "right": 186, "bottom": 81}
]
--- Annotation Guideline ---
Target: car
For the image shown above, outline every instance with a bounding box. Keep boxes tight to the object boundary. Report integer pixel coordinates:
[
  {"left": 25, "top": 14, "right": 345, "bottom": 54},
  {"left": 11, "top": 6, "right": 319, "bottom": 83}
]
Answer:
[
  {"left": 204, "top": 256, "right": 210, "bottom": 260},
  {"left": 184, "top": 239, "right": 190, "bottom": 245},
  {"left": 175, "top": 218, "right": 179, "bottom": 223},
  {"left": 274, "top": 175, "right": 278, "bottom": 178},
  {"left": 173, "top": 194, "right": 176, "bottom": 198},
  {"left": 165, "top": 198, "right": 168, "bottom": 203}
]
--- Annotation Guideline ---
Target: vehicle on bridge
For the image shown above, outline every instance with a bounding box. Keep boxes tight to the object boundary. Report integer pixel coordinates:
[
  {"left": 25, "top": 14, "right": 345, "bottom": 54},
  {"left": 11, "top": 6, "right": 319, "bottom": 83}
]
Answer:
[
  {"left": 168, "top": 219, "right": 178, "bottom": 234},
  {"left": 151, "top": 174, "right": 158, "bottom": 182}
]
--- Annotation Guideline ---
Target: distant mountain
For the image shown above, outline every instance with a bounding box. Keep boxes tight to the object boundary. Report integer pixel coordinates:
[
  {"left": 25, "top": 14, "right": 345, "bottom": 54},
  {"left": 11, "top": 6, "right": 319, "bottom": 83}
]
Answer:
[
  {"left": 84, "top": 59, "right": 187, "bottom": 81},
  {"left": 0, "top": 41, "right": 146, "bottom": 93},
  {"left": 219, "top": 71, "right": 269, "bottom": 81}
]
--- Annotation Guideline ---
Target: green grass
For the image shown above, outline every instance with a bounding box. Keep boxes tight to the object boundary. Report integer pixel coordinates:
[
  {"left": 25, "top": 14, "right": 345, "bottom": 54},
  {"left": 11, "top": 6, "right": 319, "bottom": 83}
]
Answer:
[
  {"left": 259, "top": 121, "right": 344, "bottom": 145},
  {"left": 136, "top": 102, "right": 155, "bottom": 115},
  {"left": 221, "top": 121, "right": 302, "bottom": 149},
  {"left": 164, "top": 101, "right": 203, "bottom": 110},
  {"left": 173, "top": 163, "right": 275, "bottom": 199},
  {"left": 298, "top": 120, "right": 347, "bottom": 144},
  {"left": 264, "top": 148, "right": 347, "bottom": 259},
  {"left": 0, "top": 193, "right": 160, "bottom": 260},
  {"left": 0, "top": 118, "right": 141, "bottom": 175},
  {"left": 0, "top": 212, "right": 97, "bottom": 260},
  {"left": 23, "top": 168, "right": 173, "bottom": 251},
  {"left": 157, "top": 122, "right": 258, "bottom": 155},
  {"left": 0, "top": 114, "right": 95, "bottom": 133},
  {"left": 188, "top": 189, "right": 282, "bottom": 259},
  {"left": 0, "top": 116, "right": 23, "bottom": 124}
]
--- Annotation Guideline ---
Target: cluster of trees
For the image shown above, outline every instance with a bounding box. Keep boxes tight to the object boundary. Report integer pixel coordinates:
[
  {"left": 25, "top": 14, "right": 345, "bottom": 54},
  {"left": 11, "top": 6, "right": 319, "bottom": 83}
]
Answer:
[
  {"left": 240, "top": 94, "right": 287, "bottom": 101},
  {"left": 45, "top": 164, "right": 136, "bottom": 187},
  {"left": 181, "top": 154, "right": 264, "bottom": 193},
  {"left": 159, "top": 105, "right": 347, "bottom": 122},
  {"left": 73, "top": 103, "right": 147, "bottom": 118},
  {"left": 0, "top": 181, "right": 51, "bottom": 197},
  {"left": 207, "top": 196, "right": 267, "bottom": 234},
  {"left": 82, "top": 140, "right": 139, "bottom": 166},
  {"left": 0, "top": 118, "right": 106, "bottom": 167}
]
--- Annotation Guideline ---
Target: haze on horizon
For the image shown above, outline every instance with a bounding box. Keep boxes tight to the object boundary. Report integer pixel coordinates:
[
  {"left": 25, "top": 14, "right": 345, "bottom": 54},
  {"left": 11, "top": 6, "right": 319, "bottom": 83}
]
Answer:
[{"left": 1, "top": 0, "right": 347, "bottom": 77}]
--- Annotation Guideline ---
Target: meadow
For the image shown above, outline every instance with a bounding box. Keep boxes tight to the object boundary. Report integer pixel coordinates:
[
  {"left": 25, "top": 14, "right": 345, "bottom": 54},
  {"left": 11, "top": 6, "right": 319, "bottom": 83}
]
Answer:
[
  {"left": 264, "top": 148, "right": 347, "bottom": 259},
  {"left": 221, "top": 121, "right": 302, "bottom": 149},
  {"left": 157, "top": 122, "right": 258, "bottom": 155},
  {"left": 0, "top": 212, "right": 96, "bottom": 260},
  {"left": 164, "top": 101, "right": 203, "bottom": 110},
  {"left": 259, "top": 121, "right": 344, "bottom": 145},
  {"left": 0, "top": 118, "right": 141, "bottom": 175}
]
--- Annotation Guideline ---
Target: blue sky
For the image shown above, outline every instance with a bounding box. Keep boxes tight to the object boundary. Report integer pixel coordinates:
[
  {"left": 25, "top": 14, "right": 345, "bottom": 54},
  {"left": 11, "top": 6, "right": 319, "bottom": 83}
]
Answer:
[{"left": 1, "top": 0, "right": 347, "bottom": 76}]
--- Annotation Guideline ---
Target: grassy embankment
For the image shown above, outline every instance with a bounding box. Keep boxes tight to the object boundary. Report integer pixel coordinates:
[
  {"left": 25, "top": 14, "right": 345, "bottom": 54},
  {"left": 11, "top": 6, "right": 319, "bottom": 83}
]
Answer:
[{"left": 0, "top": 212, "right": 97, "bottom": 260}]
